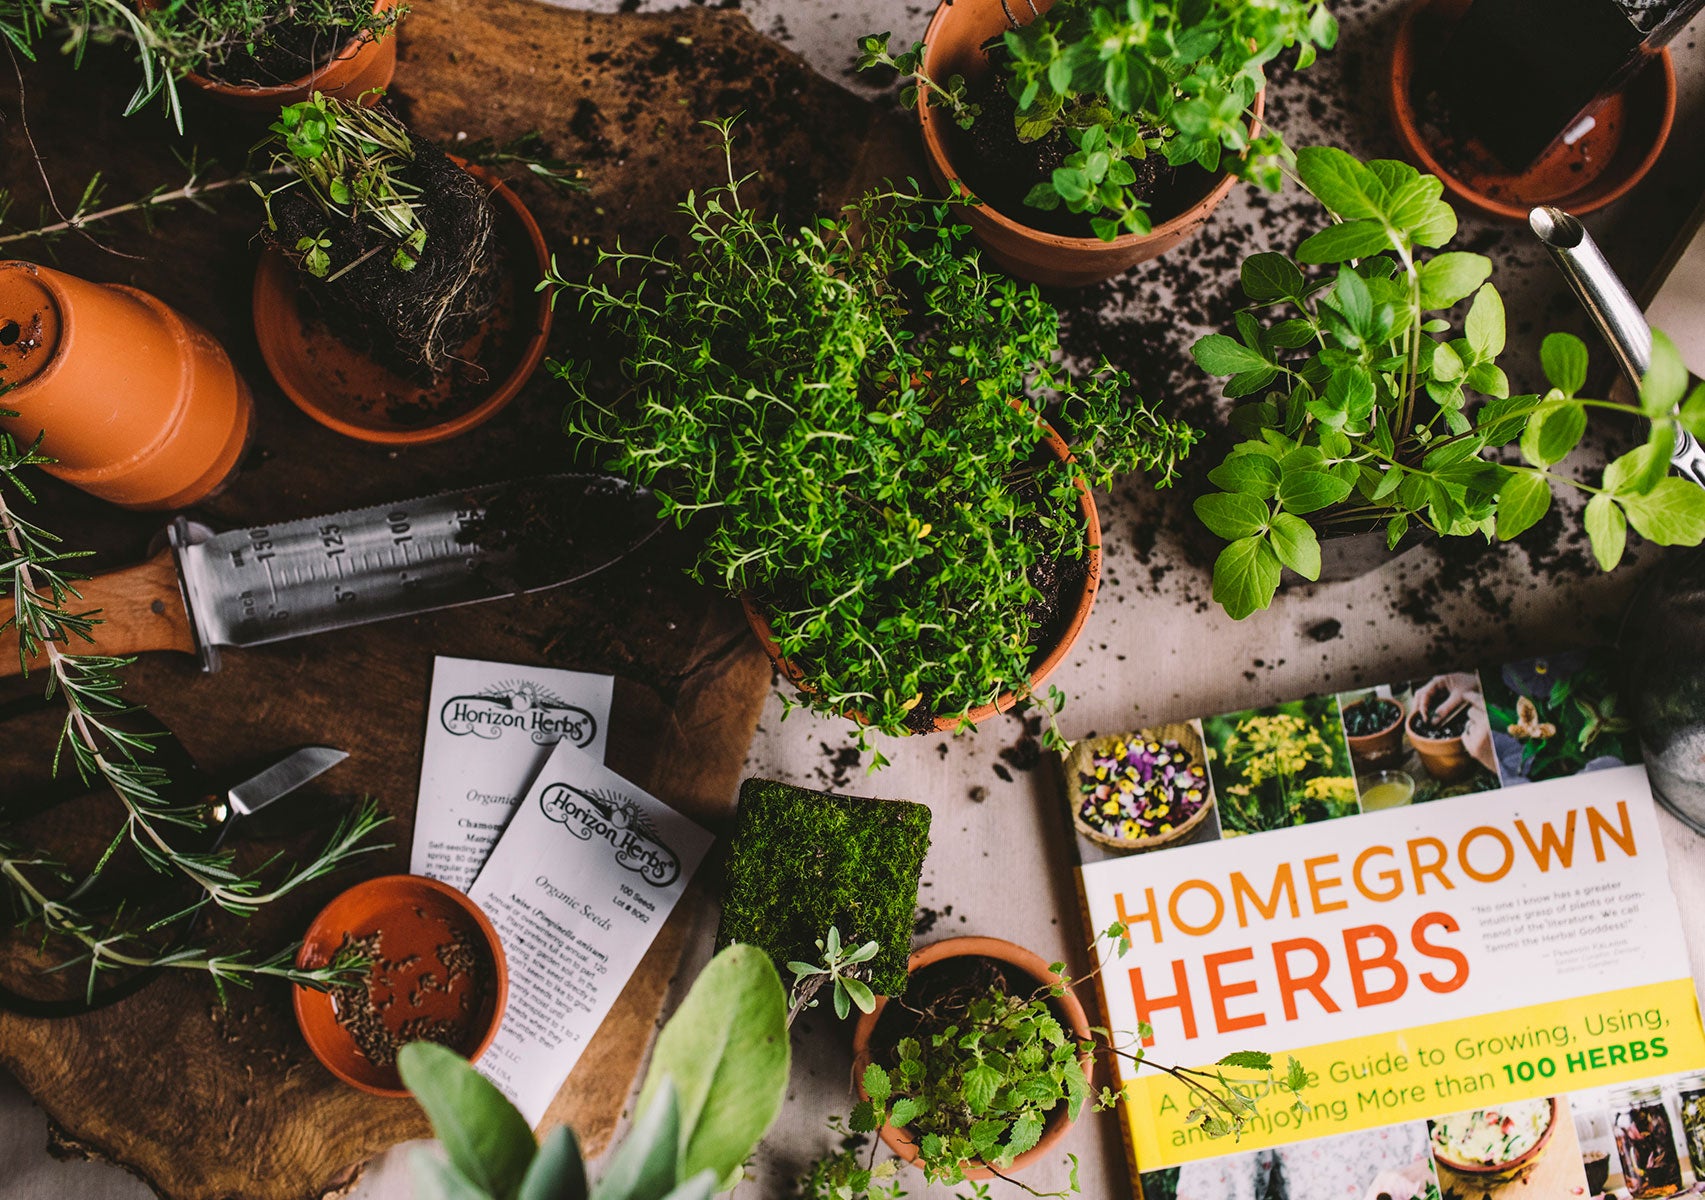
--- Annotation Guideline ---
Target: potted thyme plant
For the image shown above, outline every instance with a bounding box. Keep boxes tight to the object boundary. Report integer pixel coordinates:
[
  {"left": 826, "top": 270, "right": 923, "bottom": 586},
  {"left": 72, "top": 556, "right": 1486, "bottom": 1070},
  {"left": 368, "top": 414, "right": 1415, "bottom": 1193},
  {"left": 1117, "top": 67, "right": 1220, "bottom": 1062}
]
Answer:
[
  {"left": 548, "top": 118, "right": 1197, "bottom": 761},
  {"left": 856, "top": 0, "right": 1338, "bottom": 285},
  {"left": 251, "top": 93, "right": 554, "bottom": 443},
  {"left": 1191, "top": 145, "right": 1705, "bottom": 619}
]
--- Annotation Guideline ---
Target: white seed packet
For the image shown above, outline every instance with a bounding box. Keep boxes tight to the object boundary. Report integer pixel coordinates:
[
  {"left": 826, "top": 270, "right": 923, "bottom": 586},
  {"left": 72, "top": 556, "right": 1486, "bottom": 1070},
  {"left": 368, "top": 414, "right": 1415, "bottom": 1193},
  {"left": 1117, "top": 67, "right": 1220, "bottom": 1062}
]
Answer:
[
  {"left": 410, "top": 656, "right": 614, "bottom": 891},
  {"left": 468, "top": 739, "right": 713, "bottom": 1124}
]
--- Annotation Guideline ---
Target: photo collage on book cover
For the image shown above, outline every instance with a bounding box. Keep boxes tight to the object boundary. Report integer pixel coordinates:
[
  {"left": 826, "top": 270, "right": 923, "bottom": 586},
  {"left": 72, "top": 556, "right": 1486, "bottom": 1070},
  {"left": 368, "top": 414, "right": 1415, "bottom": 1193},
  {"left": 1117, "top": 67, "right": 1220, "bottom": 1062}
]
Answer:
[{"left": 1064, "top": 649, "right": 1683, "bottom": 1200}]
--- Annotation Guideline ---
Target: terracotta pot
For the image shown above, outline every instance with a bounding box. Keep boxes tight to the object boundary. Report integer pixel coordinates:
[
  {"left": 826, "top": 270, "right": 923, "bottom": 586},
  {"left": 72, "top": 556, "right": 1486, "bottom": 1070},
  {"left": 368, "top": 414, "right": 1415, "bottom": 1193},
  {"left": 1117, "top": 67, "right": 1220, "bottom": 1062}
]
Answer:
[
  {"left": 0, "top": 261, "right": 253, "bottom": 511},
  {"left": 741, "top": 417, "right": 1100, "bottom": 731},
  {"left": 917, "top": 0, "right": 1264, "bottom": 287},
  {"left": 293, "top": 874, "right": 508, "bottom": 1098},
  {"left": 850, "top": 936, "right": 1095, "bottom": 1181},
  {"left": 178, "top": 0, "right": 401, "bottom": 111},
  {"left": 1432, "top": 1096, "right": 1560, "bottom": 1183},
  {"left": 1342, "top": 696, "right": 1406, "bottom": 769},
  {"left": 1406, "top": 708, "right": 1476, "bottom": 783},
  {"left": 1388, "top": 0, "right": 1675, "bottom": 221},
  {"left": 252, "top": 158, "right": 553, "bottom": 445}
]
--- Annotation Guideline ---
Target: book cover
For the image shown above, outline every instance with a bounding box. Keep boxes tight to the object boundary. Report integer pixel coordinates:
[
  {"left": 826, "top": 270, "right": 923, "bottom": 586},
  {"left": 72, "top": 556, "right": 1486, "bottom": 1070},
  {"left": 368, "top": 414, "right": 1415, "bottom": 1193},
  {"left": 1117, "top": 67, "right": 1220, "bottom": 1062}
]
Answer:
[{"left": 1068, "top": 650, "right": 1705, "bottom": 1199}]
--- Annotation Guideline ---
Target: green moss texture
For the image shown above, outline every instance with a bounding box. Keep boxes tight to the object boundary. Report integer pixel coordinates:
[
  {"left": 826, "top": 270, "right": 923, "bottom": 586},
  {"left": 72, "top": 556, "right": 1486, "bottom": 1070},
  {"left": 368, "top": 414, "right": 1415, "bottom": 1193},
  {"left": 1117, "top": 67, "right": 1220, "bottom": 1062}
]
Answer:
[{"left": 715, "top": 777, "right": 932, "bottom": 996}]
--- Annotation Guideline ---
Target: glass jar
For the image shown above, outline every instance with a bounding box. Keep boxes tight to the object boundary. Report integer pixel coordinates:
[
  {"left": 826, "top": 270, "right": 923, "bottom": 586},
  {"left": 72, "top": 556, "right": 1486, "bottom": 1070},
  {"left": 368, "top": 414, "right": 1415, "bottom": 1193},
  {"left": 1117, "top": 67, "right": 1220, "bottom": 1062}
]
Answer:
[
  {"left": 1613, "top": 1084, "right": 1685, "bottom": 1198},
  {"left": 1677, "top": 1072, "right": 1705, "bottom": 1179}
]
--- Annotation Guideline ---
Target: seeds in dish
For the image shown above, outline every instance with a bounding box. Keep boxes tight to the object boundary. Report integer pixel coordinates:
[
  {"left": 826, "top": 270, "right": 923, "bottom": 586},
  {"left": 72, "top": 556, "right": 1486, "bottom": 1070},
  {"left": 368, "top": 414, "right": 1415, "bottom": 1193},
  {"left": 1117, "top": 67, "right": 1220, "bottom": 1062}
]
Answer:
[
  {"left": 1430, "top": 1099, "right": 1553, "bottom": 1167},
  {"left": 1076, "top": 735, "right": 1209, "bottom": 843}
]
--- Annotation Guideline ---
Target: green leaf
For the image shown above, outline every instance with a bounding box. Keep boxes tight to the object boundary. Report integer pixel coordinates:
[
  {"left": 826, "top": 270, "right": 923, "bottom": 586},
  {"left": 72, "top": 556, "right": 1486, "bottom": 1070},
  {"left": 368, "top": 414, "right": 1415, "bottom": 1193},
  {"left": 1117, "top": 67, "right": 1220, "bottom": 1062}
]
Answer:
[
  {"left": 1604, "top": 427, "right": 1675, "bottom": 495},
  {"left": 1432, "top": 339, "right": 1464, "bottom": 382},
  {"left": 1585, "top": 492, "right": 1627, "bottom": 571},
  {"left": 1681, "top": 381, "right": 1705, "bottom": 442},
  {"left": 1330, "top": 266, "right": 1373, "bottom": 339},
  {"left": 590, "top": 1080, "right": 681, "bottom": 1200},
  {"left": 1464, "top": 285, "right": 1505, "bottom": 359},
  {"left": 1277, "top": 469, "right": 1355, "bottom": 515},
  {"left": 1240, "top": 252, "right": 1304, "bottom": 303},
  {"left": 412, "top": 1155, "right": 498, "bottom": 1200},
  {"left": 1008, "top": 1110, "right": 1046, "bottom": 1156},
  {"left": 1417, "top": 252, "right": 1491, "bottom": 309},
  {"left": 964, "top": 1063, "right": 1001, "bottom": 1113},
  {"left": 1216, "top": 1051, "right": 1273, "bottom": 1070},
  {"left": 659, "top": 1171, "right": 720, "bottom": 1200},
  {"left": 635, "top": 944, "right": 790, "bottom": 1183},
  {"left": 1208, "top": 453, "right": 1281, "bottom": 498},
  {"left": 842, "top": 977, "right": 876, "bottom": 1014},
  {"left": 1540, "top": 332, "right": 1589, "bottom": 396},
  {"left": 887, "top": 1098, "right": 923, "bottom": 1129},
  {"left": 1495, "top": 470, "right": 1551, "bottom": 540},
  {"left": 1269, "top": 513, "right": 1321, "bottom": 580},
  {"left": 1521, "top": 402, "right": 1587, "bottom": 467},
  {"left": 1194, "top": 492, "right": 1270, "bottom": 540},
  {"left": 1296, "top": 218, "right": 1392, "bottom": 264},
  {"left": 1294, "top": 146, "right": 1385, "bottom": 220},
  {"left": 1212, "top": 536, "right": 1281, "bottom": 619},
  {"left": 398, "top": 1042, "right": 538, "bottom": 1200},
  {"left": 1642, "top": 329, "right": 1689, "bottom": 417},
  {"left": 862, "top": 1062, "right": 892, "bottom": 1107},
  {"left": 519, "top": 1128, "right": 588, "bottom": 1200},
  {"left": 1192, "top": 333, "right": 1269, "bottom": 376},
  {"left": 1619, "top": 477, "right": 1705, "bottom": 546}
]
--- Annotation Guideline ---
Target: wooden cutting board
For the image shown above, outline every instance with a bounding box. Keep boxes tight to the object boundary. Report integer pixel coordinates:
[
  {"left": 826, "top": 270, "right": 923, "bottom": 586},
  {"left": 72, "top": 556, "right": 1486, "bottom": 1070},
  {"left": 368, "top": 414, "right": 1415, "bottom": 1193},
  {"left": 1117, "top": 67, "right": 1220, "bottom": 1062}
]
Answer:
[{"left": 0, "top": 2, "right": 911, "bottom": 1196}]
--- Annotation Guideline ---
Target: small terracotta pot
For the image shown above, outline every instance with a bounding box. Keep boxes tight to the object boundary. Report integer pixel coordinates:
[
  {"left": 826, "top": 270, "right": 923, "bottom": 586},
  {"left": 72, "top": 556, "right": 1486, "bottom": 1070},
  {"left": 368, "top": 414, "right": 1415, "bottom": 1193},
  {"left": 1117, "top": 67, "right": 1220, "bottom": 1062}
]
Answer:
[
  {"left": 252, "top": 159, "right": 553, "bottom": 445},
  {"left": 0, "top": 261, "right": 253, "bottom": 511},
  {"left": 178, "top": 0, "right": 401, "bottom": 112},
  {"left": 741, "top": 417, "right": 1100, "bottom": 731},
  {"left": 293, "top": 874, "right": 508, "bottom": 1098},
  {"left": 1388, "top": 0, "right": 1675, "bottom": 221},
  {"left": 851, "top": 936, "right": 1094, "bottom": 1181},
  {"left": 917, "top": 0, "right": 1264, "bottom": 287},
  {"left": 1406, "top": 709, "right": 1476, "bottom": 783},
  {"left": 1342, "top": 697, "right": 1406, "bottom": 769}
]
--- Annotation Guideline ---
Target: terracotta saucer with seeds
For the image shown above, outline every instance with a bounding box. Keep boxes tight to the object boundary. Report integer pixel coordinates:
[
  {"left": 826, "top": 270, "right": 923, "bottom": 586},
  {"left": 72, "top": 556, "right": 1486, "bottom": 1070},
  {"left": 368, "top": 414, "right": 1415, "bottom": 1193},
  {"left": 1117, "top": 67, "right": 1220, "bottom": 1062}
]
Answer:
[{"left": 292, "top": 874, "right": 507, "bottom": 1097}]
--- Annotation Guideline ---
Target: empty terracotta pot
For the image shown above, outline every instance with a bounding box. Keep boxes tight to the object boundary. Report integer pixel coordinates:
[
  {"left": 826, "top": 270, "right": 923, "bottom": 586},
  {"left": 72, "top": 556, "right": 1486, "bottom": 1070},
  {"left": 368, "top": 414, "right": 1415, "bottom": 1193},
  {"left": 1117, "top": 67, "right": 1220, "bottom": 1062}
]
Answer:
[
  {"left": 917, "top": 0, "right": 1263, "bottom": 287},
  {"left": 850, "top": 936, "right": 1094, "bottom": 1181},
  {"left": 179, "top": 0, "right": 401, "bottom": 111},
  {"left": 0, "top": 261, "right": 253, "bottom": 511},
  {"left": 741, "top": 417, "right": 1100, "bottom": 730}
]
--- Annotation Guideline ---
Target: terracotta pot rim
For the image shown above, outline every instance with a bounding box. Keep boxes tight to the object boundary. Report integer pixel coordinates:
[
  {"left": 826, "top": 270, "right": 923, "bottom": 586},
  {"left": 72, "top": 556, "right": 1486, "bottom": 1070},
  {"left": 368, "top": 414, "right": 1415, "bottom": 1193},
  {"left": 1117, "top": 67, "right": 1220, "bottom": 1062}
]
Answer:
[
  {"left": 183, "top": 0, "right": 400, "bottom": 99},
  {"left": 849, "top": 936, "right": 1095, "bottom": 1180},
  {"left": 252, "top": 157, "right": 554, "bottom": 445},
  {"left": 1432, "top": 1095, "right": 1561, "bottom": 1175},
  {"left": 740, "top": 415, "right": 1100, "bottom": 731},
  {"left": 1387, "top": 0, "right": 1677, "bottom": 221},
  {"left": 292, "top": 873, "right": 509, "bottom": 1099}
]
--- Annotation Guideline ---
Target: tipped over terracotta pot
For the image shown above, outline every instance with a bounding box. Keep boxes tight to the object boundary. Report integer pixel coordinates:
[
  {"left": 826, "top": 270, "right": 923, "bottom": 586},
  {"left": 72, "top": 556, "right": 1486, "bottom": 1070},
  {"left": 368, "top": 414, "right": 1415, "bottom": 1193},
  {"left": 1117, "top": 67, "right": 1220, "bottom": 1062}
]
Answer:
[
  {"left": 917, "top": 0, "right": 1264, "bottom": 287},
  {"left": 850, "top": 936, "right": 1095, "bottom": 1181},
  {"left": 0, "top": 261, "right": 253, "bottom": 510},
  {"left": 741, "top": 417, "right": 1100, "bottom": 731}
]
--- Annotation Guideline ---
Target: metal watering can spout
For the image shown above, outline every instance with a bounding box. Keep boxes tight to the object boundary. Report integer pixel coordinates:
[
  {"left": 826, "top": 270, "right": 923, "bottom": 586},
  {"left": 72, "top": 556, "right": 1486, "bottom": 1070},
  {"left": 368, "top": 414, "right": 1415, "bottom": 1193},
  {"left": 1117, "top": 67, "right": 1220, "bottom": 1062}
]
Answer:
[{"left": 1531, "top": 205, "right": 1705, "bottom": 829}]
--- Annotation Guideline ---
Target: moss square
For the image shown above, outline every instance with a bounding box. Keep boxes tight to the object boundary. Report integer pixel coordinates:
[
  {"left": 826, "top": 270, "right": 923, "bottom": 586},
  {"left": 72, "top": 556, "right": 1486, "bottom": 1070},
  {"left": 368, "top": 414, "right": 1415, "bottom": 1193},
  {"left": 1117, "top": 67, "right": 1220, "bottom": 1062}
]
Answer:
[{"left": 715, "top": 777, "right": 932, "bottom": 996}]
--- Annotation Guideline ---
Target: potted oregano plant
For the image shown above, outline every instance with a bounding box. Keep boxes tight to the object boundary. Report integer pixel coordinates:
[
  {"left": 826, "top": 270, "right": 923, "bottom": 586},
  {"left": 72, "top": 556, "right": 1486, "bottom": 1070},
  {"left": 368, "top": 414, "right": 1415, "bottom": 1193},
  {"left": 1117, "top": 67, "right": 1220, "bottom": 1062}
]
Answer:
[
  {"left": 856, "top": 0, "right": 1338, "bottom": 286},
  {"left": 251, "top": 93, "right": 554, "bottom": 444},
  {"left": 1190, "top": 145, "right": 1705, "bottom": 619},
  {"left": 399, "top": 943, "right": 790, "bottom": 1199},
  {"left": 549, "top": 118, "right": 1197, "bottom": 761},
  {"left": 814, "top": 930, "right": 1307, "bottom": 1195}
]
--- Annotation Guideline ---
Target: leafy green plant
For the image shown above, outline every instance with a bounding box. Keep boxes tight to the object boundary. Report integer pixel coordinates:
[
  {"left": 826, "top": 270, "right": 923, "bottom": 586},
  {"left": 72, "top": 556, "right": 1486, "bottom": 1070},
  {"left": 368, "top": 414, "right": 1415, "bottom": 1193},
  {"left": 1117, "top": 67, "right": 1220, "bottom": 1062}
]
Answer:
[
  {"left": 0, "top": 0, "right": 168, "bottom": 118},
  {"left": 549, "top": 119, "right": 1196, "bottom": 757},
  {"left": 1204, "top": 697, "right": 1357, "bottom": 834},
  {"left": 255, "top": 92, "right": 427, "bottom": 280},
  {"left": 788, "top": 926, "right": 881, "bottom": 1023},
  {"left": 401, "top": 943, "right": 790, "bottom": 1200},
  {"left": 858, "top": 0, "right": 1336, "bottom": 240},
  {"left": 1191, "top": 146, "right": 1705, "bottom": 618},
  {"left": 1486, "top": 656, "right": 1637, "bottom": 782},
  {"left": 818, "top": 927, "right": 1308, "bottom": 1197},
  {"left": 0, "top": 395, "right": 386, "bottom": 1000}
]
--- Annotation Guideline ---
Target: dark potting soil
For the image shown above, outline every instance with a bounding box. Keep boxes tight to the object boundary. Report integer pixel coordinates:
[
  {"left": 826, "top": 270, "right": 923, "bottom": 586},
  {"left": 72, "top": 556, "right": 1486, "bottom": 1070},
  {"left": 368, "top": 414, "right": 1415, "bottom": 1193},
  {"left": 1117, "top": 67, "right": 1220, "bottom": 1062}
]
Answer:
[
  {"left": 950, "top": 72, "right": 1172, "bottom": 240},
  {"left": 267, "top": 137, "right": 501, "bottom": 384},
  {"left": 198, "top": 10, "right": 352, "bottom": 87},
  {"left": 1342, "top": 697, "right": 1400, "bottom": 737},
  {"left": 1410, "top": 703, "right": 1470, "bottom": 740}
]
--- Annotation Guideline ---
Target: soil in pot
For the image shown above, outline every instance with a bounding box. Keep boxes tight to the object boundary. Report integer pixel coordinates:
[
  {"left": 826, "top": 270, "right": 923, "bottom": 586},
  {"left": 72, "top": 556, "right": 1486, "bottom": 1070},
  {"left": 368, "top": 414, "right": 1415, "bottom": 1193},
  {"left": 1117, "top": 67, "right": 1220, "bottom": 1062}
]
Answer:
[
  {"left": 1410, "top": 702, "right": 1469, "bottom": 742},
  {"left": 201, "top": 15, "right": 356, "bottom": 88},
  {"left": 264, "top": 138, "right": 503, "bottom": 385}
]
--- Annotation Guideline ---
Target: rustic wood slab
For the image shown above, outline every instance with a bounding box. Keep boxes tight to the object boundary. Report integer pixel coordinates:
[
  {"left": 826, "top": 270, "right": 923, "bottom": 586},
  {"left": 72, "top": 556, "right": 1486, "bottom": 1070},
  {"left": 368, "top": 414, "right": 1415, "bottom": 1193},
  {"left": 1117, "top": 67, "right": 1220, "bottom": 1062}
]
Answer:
[{"left": 0, "top": 2, "right": 909, "bottom": 1196}]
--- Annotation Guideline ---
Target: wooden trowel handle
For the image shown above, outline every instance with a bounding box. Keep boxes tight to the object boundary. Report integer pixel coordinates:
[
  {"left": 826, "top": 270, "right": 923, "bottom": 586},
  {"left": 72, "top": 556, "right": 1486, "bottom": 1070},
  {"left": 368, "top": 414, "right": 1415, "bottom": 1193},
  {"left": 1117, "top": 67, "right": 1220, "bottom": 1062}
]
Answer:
[{"left": 0, "top": 550, "right": 195, "bottom": 680}]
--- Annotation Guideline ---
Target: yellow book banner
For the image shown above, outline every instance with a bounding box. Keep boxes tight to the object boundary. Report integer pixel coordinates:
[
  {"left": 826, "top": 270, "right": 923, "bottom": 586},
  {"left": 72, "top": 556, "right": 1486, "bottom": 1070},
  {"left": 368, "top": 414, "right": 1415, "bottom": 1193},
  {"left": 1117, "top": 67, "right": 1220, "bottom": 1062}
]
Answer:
[{"left": 1125, "top": 978, "right": 1705, "bottom": 1170}]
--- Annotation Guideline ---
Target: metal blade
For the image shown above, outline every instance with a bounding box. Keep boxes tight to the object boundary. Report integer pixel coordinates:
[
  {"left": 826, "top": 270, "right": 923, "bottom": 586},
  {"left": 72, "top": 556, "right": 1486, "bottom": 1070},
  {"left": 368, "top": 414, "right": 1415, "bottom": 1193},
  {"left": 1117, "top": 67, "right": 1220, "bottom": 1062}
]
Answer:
[
  {"left": 170, "top": 475, "right": 662, "bottom": 665},
  {"left": 227, "top": 746, "right": 350, "bottom": 818}
]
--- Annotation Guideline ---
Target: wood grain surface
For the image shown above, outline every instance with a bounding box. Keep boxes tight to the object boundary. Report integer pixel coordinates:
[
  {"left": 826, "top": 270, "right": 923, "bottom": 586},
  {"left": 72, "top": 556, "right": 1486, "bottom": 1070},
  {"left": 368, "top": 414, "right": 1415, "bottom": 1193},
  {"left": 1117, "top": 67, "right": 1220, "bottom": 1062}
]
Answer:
[{"left": 0, "top": 2, "right": 911, "bottom": 1196}]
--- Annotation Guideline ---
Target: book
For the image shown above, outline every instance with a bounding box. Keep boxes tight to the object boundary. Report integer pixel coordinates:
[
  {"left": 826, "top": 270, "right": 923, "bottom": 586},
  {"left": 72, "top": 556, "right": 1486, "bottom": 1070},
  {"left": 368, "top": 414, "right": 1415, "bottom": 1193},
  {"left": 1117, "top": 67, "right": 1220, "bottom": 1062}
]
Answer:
[{"left": 1067, "top": 649, "right": 1705, "bottom": 1199}]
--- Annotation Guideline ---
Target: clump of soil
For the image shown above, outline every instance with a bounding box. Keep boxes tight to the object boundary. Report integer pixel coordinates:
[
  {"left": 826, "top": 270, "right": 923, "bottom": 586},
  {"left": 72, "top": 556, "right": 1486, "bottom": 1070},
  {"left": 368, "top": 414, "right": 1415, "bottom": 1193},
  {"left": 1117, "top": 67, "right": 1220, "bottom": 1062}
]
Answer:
[{"left": 265, "top": 134, "right": 502, "bottom": 383}]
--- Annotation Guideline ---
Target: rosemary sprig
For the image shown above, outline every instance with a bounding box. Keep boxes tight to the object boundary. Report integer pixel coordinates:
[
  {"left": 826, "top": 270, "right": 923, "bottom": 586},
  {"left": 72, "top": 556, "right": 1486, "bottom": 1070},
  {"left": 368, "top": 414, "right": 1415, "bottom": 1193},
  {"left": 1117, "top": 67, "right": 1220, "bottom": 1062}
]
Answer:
[{"left": 0, "top": 395, "right": 389, "bottom": 1000}]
